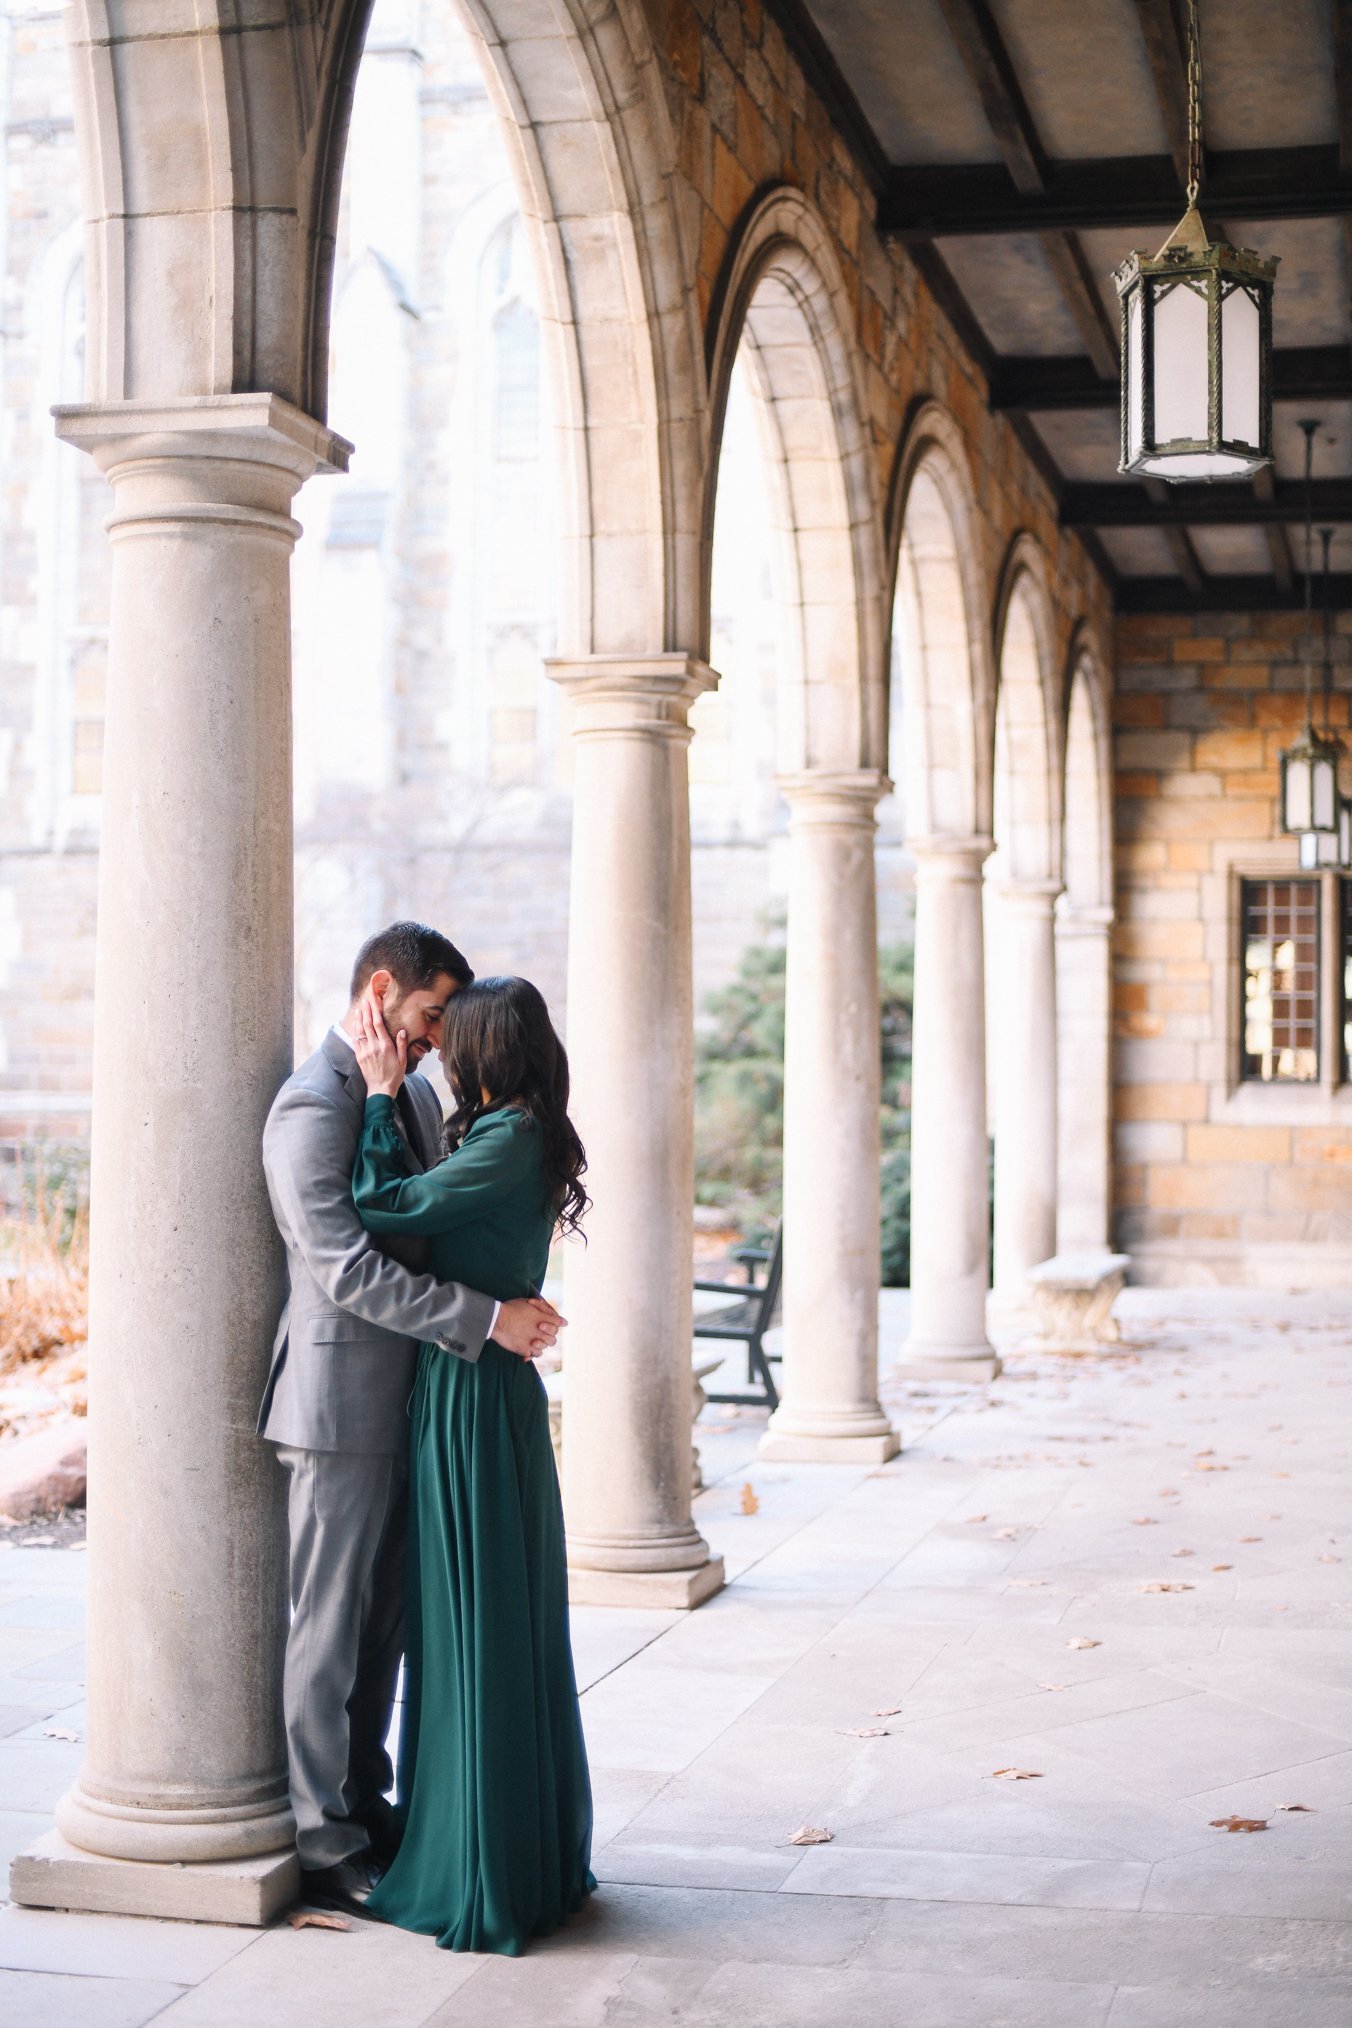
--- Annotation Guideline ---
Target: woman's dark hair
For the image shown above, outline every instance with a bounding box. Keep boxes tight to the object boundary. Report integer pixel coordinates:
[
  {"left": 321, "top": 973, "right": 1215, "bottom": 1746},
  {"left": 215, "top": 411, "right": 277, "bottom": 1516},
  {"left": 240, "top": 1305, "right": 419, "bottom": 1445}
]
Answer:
[{"left": 440, "top": 976, "right": 589, "bottom": 1238}]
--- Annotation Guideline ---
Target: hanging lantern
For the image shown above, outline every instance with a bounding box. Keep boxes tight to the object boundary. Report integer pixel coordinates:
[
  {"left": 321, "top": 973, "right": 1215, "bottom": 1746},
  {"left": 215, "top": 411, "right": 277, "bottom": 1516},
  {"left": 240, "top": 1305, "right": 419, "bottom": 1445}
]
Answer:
[
  {"left": 1282, "top": 431, "right": 1343, "bottom": 840},
  {"left": 1298, "top": 803, "right": 1351, "bottom": 870},
  {"left": 1114, "top": 0, "right": 1277, "bottom": 483}
]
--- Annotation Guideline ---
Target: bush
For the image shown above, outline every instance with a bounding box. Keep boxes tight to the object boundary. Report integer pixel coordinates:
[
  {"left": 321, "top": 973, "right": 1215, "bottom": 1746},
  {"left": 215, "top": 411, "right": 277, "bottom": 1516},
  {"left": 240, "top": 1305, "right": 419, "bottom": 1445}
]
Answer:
[
  {"left": 0, "top": 1143, "right": 90, "bottom": 1377},
  {"left": 695, "top": 924, "right": 914, "bottom": 1283}
]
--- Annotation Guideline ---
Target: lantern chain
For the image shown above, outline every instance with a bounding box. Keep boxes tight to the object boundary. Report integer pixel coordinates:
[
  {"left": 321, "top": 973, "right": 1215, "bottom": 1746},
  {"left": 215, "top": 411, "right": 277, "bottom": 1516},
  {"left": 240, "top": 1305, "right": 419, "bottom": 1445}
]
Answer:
[{"left": 1186, "top": 0, "right": 1202, "bottom": 206}]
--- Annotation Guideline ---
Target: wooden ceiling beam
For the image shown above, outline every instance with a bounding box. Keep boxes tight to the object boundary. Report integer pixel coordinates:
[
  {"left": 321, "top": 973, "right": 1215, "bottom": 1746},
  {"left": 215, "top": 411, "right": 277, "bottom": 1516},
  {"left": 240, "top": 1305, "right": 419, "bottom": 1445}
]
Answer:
[
  {"left": 1118, "top": 572, "right": 1352, "bottom": 614},
  {"left": 1036, "top": 230, "right": 1119, "bottom": 378},
  {"left": 932, "top": 0, "right": 1046, "bottom": 194},
  {"left": 990, "top": 345, "right": 1352, "bottom": 412},
  {"left": 879, "top": 145, "right": 1352, "bottom": 239},
  {"left": 1061, "top": 478, "right": 1352, "bottom": 527},
  {"left": 1130, "top": 0, "right": 1192, "bottom": 191},
  {"left": 1253, "top": 465, "right": 1295, "bottom": 593}
]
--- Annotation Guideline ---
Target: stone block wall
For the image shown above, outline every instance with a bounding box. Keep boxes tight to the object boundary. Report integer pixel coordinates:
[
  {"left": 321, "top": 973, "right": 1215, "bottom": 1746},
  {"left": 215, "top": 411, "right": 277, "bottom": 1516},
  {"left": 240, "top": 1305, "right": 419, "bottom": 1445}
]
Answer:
[{"left": 1112, "top": 610, "right": 1352, "bottom": 1285}]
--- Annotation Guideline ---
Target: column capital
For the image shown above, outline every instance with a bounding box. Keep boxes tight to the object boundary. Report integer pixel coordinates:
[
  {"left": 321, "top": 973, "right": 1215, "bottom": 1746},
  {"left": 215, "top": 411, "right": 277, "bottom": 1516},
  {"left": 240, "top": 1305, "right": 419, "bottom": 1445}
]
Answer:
[
  {"left": 908, "top": 833, "right": 994, "bottom": 876},
  {"left": 994, "top": 877, "right": 1065, "bottom": 917},
  {"left": 545, "top": 652, "right": 717, "bottom": 743},
  {"left": 54, "top": 394, "right": 352, "bottom": 485},
  {"left": 1056, "top": 903, "right": 1116, "bottom": 937},
  {"left": 776, "top": 768, "right": 891, "bottom": 825}
]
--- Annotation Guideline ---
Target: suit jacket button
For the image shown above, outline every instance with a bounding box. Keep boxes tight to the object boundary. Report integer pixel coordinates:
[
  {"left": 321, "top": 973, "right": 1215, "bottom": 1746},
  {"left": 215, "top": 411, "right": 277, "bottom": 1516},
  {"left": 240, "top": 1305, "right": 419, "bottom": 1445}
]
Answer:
[
  {"left": 435, "top": 1336, "right": 450, "bottom": 1350},
  {"left": 450, "top": 1340, "right": 466, "bottom": 1353}
]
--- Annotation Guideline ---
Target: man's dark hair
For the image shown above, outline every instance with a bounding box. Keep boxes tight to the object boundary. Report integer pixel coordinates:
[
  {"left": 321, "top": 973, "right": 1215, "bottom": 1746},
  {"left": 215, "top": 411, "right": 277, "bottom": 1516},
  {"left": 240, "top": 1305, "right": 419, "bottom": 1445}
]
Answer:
[{"left": 349, "top": 922, "right": 473, "bottom": 1003}]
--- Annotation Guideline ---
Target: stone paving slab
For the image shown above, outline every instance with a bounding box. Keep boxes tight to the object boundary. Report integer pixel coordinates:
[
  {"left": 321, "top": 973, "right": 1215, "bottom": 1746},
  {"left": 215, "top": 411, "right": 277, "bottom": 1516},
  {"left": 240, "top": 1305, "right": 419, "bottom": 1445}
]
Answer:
[{"left": 0, "top": 1289, "right": 1348, "bottom": 2025}]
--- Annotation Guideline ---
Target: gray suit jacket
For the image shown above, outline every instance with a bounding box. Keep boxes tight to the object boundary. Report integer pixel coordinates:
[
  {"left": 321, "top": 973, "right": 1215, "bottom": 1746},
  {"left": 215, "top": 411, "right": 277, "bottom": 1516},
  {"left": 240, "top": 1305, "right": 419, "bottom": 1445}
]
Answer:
[{"left": 257, "top": 1029, "right": 495, "bottom": 1455}]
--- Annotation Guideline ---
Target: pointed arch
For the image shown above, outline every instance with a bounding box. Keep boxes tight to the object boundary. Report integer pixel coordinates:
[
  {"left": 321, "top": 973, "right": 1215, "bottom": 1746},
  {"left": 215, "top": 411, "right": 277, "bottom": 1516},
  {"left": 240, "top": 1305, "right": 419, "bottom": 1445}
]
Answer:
[
  {"left": 991, "top": 532, "right": 1063, "bottom": 887},
  {"left": 703, "top": 186, "right": 885, "bottom": 773},
  {"left": 886, "top": 400, "right": 994, "bottom": 843}
]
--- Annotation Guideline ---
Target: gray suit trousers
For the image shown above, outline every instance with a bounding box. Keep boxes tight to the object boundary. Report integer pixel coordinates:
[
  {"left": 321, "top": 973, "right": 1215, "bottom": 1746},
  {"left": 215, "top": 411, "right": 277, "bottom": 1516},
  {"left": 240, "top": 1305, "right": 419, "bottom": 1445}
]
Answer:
[{"left": 277, "top": 1444, "right": 407, "bottom": 1870}]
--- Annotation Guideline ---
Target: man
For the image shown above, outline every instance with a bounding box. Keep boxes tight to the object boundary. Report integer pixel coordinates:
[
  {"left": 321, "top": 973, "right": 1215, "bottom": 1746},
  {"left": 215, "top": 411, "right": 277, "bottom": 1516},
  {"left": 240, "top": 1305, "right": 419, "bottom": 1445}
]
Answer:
[{"left": 258, "top": 921, "right": 561, "bottom": 1917}]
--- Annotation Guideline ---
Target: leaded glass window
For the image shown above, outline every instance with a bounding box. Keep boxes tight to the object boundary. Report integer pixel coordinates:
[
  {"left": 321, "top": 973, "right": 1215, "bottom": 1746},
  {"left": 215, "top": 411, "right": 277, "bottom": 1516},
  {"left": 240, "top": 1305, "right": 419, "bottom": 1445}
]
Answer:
[{"left": 1241, "top": 879, "right": 1320, "bottom": 1083}]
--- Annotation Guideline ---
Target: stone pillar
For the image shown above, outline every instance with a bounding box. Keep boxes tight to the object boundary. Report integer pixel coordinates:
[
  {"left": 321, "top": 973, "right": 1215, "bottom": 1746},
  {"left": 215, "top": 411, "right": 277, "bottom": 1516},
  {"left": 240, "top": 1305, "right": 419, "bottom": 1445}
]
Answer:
[
  {"left": 547, "top": 654, "right": 724, "bottom": 1609},
  {"left": 898, "top": 837, "right": 1000, "bottom": 1380},
  {"left": 760, "top": 772, "right": 898, "bottom": 1463},
  {"left": 10, "top": 396, "right": 347, "bottom": 1926},
  {"left": 1056, "top": 904, "right": 1115, "bottom": 1250},
  {"left": 992, "top": 879, "right": 1062, "bottom": 1301}
]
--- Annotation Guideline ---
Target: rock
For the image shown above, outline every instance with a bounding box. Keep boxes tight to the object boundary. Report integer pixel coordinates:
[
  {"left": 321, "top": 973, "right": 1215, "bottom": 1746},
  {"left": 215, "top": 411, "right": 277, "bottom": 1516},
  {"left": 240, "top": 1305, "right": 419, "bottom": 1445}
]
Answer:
[{"left": 0, "top": 1419, "right": 87, "bottom": 1519}]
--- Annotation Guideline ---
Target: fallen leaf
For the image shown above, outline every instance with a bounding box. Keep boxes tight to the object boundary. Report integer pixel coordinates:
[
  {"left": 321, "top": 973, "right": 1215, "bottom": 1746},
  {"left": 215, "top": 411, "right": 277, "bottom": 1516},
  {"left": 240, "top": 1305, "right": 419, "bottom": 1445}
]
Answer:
[
  {"left": 991, "top": 1767, "right": 1042, "bottom": 1780},
  {"left": 1271, "top": 1471, "right": 1292, "bottom": 1480},
  {"left": 1131, "top": 1517, "right": 1158, "bottom": 1526},
  {"left": 1159, "top": 1489, "right": 1179, "bottom": 1497},
  {"left": 1038, "top": 1682, "right": 1070, "bottom": 1692},
  {"left": 837, "top": 1726, "right": 889, "bottom": 1738},
  {"left": 739, "top": 1482, "right": 759, "bottom": 1516},
  {"left": 992, "top": 1526, "right": 1020, "bottom": 1540},
  {"left": 1266, "top": 1513, "right": 1283, "bottom": 1520},
  {"left": 43, "top": 1727, "right": 78, "bottom": 1742},
  {"left": 1142, "top": 1581, "right": 1194, "bottom": 1593},
  {"left": 1211, "top": 1563, "right": 1233, "bottom": 1572},
  {"left": 1275, "top": 1803, "right": 1315, "bottom": 1813},
  {"left": 1192, "top": 1461, "right": 1228, "bottom": 1473},
  {"left": 1066, "top": 1636, "right": 1101, "bottom": 1650},
  {"left": 966, "top": 1514, "right": 988, "bottom": 1523},
  {"left": 788, "top": 1825, "right": 833, "bottom": 1846},
  {"left": 872, "top": 1706, "right": 903, "bottom": 1717},
  {"left": 1170, "top": 1548, "right": 1195, "bottom": 1558},
  {"left": 1239, "top": 1535, "right": 1262, "bottom": 1543},
  {"left": 1210, "top": 1816, "right": 1267, "bottom": 1834},
  {"left": 1318, "top": 1554, "right": 1341, "bottom": 1564},
  {"left": 288, "top": 1909, "right": 352, "bottom": 1931}
]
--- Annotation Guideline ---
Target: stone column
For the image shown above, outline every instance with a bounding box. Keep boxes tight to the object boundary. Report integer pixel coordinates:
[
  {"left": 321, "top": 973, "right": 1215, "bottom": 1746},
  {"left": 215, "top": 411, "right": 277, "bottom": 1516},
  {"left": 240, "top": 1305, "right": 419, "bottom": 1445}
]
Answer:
[
  {"left": 10, "top": 395, "right": 347, "bottom": 1926},
  {"left": 760, "top": 772, "right": 898, "bottom": 1463},
  {"left": 546, "top": 654, "right": 724, "bottom": 1609},
  {"left": 1056, "top": 904, "right": 1115, "bottom": 1250},
  {"left": 992, "top": 879, "right": 1062, "bottom": 1301},
  {"left": 898, "top": 837, "right": 1000, "bottom": 1380}
]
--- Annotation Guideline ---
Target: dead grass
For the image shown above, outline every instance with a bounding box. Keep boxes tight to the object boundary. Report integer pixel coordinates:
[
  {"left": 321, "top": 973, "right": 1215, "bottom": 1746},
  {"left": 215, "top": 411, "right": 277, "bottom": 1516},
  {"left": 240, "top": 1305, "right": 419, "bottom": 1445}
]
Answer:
[{"left": 0, "top": 1188, "right": 89, "bottom": 1437}]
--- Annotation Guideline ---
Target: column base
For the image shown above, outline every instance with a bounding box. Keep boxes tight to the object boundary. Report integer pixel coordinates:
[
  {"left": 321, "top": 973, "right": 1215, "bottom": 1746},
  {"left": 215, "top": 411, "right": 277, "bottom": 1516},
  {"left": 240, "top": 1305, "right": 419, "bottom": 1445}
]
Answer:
[
  {"left": 896, "top": 1343, "right": 1002, "bottom": 1382},
  {"left": 567, "top": 1556, "right": 725, "bottom": 1609},
  {"left": 757, "top": 1427, "right": 901, "bottom": 1464},
  {"left": 9, "top": 1829, "right": 299, "bottom": 1926}
]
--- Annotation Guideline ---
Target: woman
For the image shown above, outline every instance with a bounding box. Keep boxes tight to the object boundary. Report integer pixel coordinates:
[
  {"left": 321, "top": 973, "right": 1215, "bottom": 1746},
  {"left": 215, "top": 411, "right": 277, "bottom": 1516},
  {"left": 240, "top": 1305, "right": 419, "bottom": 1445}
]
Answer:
[{"left": 350, "top": 974, "right": 595, "bottom": 1955}]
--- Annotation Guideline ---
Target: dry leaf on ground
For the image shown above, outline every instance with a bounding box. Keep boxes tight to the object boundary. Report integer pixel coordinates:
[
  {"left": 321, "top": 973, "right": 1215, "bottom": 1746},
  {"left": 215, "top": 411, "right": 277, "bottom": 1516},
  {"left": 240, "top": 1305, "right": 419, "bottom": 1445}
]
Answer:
[
  {"left": 739, "top": 1483, "right": 759, "bottom": 1516},
  {"left": 1239, "top": 1535, "right": 1262, "bottom": 1542},
  {"left": 837, "top": 1726, "right": 889, "bottom": 1738},
  {"left": 1131, "top": 1517, "right": 1158, "bottom": 1526},
  {"left": 966, "top": 1514, "right": 988, "bottom": 1523},
  {"left": 1318, "top": 1554, "right": 1341, "bottom": 1564},
  {"left": 288, "top": 1910, "right": 352, "bottom": 1931},
  {"left": 1038, "top": 1682, "right": 1069, "bottom": 1692},
  {"left": 1142, "top": 1580, "right": 1194, "bottom": 1593},
  {"left": 1275, "top": 1803, "right": 1315, "bottom": 1813},
  {"left": 1170, "top": 1548, "right": 1195, "bottom": 1558},
  {"left": 872, "top": 1706, "right": 902, "bottom": 1717},
  {"left": 1066, "top": 1636, "right": 1101, "bottom": 1649},
  {"left": 788, "top": 1825, "right": 833, "bottom": 1846},
  {"left": 42, "top": 1727, "right": 78, "bottom": 1742},
  {"left": 991, "top": 1767, "right": 1042, "bottom": 1780},
  {"left": 1211, "top": 1563, "right": 1233, "bottom": 1572},
  {"left": 1210, "top": 1816, "right": 1267, "bottom": 1834},
  {"left": 992, "top": 1526, "right": 1021, "bottom": 1540}
]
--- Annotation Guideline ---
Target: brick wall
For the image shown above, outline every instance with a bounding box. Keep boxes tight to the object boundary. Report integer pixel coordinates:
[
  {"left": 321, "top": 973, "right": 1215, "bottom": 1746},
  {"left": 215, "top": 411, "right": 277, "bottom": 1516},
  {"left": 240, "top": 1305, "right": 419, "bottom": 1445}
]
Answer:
[{"left": 1113, "top": 610, "right": 1352, "bottom": 1285}]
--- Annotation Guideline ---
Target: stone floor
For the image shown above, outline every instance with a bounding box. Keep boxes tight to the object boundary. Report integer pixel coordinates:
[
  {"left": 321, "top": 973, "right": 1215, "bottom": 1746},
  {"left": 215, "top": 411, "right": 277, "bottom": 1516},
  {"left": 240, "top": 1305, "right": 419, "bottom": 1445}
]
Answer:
[{"left": 0, "top": 1288, "right": 1349, "bottom": 2026}]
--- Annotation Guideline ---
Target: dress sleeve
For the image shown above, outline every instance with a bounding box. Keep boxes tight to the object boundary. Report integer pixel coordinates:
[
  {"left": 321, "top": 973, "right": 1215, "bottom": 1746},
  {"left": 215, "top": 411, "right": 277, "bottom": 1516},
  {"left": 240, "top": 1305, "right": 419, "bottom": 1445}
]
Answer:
[{"left": 352, "top": 1097, "right": 538, "bottom": 1236}]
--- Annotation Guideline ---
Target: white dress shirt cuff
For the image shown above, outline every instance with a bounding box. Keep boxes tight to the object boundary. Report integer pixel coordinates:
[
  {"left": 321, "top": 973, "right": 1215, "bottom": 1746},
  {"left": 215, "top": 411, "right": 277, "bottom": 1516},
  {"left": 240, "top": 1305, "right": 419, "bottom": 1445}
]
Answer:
[{"left": 489, "top": 1300, "right": 501, "bottom": 1341}]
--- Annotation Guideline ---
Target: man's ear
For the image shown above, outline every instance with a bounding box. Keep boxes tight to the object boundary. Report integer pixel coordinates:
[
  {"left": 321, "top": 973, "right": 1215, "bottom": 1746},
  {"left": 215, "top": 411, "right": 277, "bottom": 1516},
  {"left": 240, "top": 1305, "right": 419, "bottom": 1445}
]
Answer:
[{"left": 368, "top": 969, "right": 393, "bottom": 1007}]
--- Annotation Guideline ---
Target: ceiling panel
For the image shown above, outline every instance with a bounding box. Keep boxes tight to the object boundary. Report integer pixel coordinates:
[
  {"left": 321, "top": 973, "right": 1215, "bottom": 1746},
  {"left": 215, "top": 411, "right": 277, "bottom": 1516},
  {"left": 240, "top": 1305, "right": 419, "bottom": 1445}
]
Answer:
[
  {"left": 1271, "top": 404, "right": 1352, "bottom": 484},
  {"left": 806, "top": 0, "right": 1001, "bottom": 163},
  {"left": 1222, "top": 216, "right": 1351, "bottom": 350},
  {"left": 937, "top": 234, "right": 1087, "bottom": 353},
  {"left": 1031, "top": 409, "right": 1126, "bottom": 482},
  {"left": 990, "top": 0, "right": 1170, "bottom": 158},
  {"left": 1190, "top": 526, "right": 1279, "bottom": 575},
  {"left": 1194, "top": 0, "right": 1338, "bottom": 151},
  {"left": 1098, "top": 526, "right": 1179, "bottom": 576}
]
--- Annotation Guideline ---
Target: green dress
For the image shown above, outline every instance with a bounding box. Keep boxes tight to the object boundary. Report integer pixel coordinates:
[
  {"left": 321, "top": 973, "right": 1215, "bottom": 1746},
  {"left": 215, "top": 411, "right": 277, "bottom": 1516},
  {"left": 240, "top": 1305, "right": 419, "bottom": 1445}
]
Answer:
[{"left": 351, "top": 1094, "right": 595, "bottom": 1955}]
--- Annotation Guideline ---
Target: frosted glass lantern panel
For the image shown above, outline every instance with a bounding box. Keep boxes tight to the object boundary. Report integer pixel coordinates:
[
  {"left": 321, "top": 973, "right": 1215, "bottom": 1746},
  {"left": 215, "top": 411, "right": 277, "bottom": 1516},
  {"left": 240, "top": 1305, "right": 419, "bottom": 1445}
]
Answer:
[
  {"left": 1313, "top": 752, "right": 1338, "bottom": 831},
  {"left": 1221, "top": 287, "right": 1260, "bottom": 446},
  {"left": 1126, "top": 290, "right": 1143, "bottom": 460},
  {"left": 1151, "top": 281, "right": 1209, "bottom": 443},
  {"left": 1284, "top": 757, "right": 1313, "bottom": 831}
]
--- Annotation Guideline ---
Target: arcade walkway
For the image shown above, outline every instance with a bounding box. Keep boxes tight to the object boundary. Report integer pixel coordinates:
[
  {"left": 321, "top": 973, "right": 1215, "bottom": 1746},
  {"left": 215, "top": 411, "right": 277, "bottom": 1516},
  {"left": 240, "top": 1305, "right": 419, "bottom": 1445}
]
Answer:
[{"left": 0, "top": 1290, "right": 1348, "bottom": 2027}]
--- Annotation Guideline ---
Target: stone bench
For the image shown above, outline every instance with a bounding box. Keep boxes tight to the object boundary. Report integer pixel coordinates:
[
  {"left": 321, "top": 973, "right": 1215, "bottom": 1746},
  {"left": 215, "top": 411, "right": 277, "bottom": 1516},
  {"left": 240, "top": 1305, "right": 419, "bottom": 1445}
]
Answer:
[
  {"left": 1023, "top": 1251, "right": 1132, "bottom": 1354},
  {"left": 545, "top": 1350, "right": 725, "bottom": 1491}
]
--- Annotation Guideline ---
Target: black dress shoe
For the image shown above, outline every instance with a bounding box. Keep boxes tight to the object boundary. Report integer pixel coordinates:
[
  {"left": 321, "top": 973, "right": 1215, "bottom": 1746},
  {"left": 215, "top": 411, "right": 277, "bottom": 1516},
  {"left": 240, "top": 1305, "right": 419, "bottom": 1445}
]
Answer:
[{"left": 298, "top": 1857, "right": 379, "bottom": 1920}]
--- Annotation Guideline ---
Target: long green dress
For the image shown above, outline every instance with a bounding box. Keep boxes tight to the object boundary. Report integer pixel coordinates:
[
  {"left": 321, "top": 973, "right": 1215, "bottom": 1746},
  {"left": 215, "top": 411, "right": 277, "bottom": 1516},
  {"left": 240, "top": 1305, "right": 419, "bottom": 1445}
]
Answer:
[{"left": 351, "top": 1094, "right": 595, "bottom": 1955}]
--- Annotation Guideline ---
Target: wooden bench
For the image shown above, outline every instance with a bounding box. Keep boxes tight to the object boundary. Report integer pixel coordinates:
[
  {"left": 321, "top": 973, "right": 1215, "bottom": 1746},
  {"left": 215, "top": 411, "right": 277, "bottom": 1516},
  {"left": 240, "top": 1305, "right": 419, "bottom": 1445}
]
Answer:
[
  {"left": 693, "top": 1224, "right": 783, "bottom": 1411},
  {"left": 1024, "top": 1251, "right": 1131, "bottom": 1354}
]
